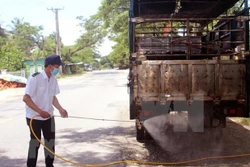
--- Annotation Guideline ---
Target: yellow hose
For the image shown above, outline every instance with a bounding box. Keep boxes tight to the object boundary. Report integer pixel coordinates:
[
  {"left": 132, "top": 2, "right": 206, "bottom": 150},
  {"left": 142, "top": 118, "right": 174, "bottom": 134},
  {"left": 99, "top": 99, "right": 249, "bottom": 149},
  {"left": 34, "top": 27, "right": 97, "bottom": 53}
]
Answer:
[{"left": 30, "top": 115, "right": 250, "bottom": 167}]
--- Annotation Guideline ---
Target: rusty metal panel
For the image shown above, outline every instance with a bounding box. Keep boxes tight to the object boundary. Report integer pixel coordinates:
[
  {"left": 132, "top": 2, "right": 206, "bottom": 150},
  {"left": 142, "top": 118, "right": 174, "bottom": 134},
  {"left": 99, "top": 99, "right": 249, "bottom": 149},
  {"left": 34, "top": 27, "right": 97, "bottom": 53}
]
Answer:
[
  {"left": 137, "top": 64, "right": 160, "bottom": 98},
  {"left": 192, "top": 64, "right": 215, "bottom": 97},
  {"left": 136, "top": 60, "right": 246, "bottom": 102},
  {"left": 164, "top": 64, "right": 189, "bottom": 97},
  {"left": 219, "top": 64, "right": 246, "bottom": 100}
]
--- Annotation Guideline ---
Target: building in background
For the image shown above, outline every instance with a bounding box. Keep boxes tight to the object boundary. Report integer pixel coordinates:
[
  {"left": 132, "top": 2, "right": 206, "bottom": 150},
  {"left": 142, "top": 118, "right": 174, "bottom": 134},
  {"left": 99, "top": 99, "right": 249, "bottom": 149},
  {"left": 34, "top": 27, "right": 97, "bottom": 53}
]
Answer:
[{"left": 23, "top": 59, "right": 45, "bottom": 77}]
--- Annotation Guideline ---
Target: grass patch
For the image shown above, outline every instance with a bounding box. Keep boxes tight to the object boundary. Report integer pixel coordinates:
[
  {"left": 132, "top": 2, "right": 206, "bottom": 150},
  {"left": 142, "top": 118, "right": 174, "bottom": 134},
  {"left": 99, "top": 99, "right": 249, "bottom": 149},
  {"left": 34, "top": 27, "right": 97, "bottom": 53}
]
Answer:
[
  {"left": 239, "top": 118, "right": 250, "bottom": 126},
  {"left": 232, "top": 117, "right": 250, "bottom": 126}
]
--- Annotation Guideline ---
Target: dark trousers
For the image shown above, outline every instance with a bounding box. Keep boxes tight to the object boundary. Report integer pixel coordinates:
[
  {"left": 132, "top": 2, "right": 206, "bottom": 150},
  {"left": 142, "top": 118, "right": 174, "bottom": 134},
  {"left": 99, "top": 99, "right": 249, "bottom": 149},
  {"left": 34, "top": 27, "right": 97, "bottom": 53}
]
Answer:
[{"left": 26, "top": 117, "right": 55, "bottom": 167}]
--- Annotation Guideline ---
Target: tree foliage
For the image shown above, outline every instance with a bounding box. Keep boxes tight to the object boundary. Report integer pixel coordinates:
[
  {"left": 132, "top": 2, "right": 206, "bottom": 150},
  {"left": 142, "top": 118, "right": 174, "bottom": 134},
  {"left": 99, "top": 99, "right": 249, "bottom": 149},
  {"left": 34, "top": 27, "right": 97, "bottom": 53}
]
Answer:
[
  {"left": 54, "top": 14, "right": 106, "bottom": 68},
  {"left": 9, "top": 17, "right": 44, "bottom": 59},
  {"left": 100, "top": 55, "right": 112, "bottom": 68},
  {"left": 0, "top": 15, "right": 105, "bottom": 72},
  {"left": 97, "top": 0, "right": 129, "bottom": 67},
  {"left": 0, "top": 42, "right": 23, "bottom": 71}
]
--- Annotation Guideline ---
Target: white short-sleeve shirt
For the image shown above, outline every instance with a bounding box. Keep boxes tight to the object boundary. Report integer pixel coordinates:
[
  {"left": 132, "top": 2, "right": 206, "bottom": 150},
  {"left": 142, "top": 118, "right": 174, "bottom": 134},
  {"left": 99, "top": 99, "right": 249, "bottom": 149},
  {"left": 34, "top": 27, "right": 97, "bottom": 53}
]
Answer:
[{"left": 25, "top": 70, "right": 60, "bottom": 120}]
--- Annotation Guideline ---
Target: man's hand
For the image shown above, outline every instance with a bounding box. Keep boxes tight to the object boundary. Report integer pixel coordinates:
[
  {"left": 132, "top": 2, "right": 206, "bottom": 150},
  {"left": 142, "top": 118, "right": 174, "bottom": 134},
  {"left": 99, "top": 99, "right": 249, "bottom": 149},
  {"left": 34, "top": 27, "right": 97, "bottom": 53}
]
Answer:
[
  {"left": 39, "top": 111, "right": 51, "bottom": 118},
  {"left": 59, "top": 109, "right": 68, "bottom": 118}
]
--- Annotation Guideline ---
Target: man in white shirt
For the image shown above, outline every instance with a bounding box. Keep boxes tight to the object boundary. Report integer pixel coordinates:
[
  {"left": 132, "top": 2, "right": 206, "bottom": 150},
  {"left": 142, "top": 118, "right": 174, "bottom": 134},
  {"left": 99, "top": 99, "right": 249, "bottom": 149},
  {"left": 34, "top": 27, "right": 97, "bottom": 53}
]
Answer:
[{"left": 23, "top": 54, "right": 68, "bottom": 167}]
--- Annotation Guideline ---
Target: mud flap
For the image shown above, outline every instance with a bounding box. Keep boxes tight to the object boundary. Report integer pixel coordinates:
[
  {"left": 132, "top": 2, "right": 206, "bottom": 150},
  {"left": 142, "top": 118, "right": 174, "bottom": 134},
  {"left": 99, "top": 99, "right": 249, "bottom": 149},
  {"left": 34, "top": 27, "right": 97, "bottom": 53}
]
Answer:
[{"left": 130, "top": 98, "right": 136, "bottom": 120}]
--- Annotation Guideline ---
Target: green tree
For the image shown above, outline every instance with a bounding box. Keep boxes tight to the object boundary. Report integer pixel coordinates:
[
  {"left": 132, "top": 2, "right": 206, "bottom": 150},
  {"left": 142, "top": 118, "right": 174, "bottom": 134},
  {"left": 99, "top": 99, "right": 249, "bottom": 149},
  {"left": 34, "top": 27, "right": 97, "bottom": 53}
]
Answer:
[
  {"left": 0, "top": 26, "right": 6, "bottom": 38},
  {"left": 72, "top": 47, "right": 100, "bottom": 63},
  {"left": 0, "top": 25, "right": 8, "bottom": 47},
  {"left": 97, "top": 0, "right": 129, "bottom": 67},
  {"left": 35, "top": 33, "right": 58, "bottom": 58},
  {"left": 227, "top": 0, "right": 244, "bottom": 14},
  {"left": 61, "top": 14, "right": 106, "bottom": 64},
  {"left": 31, "top": 32, "right": 64, "bottom": 62},
  {"left": 0, "top": 42, "right": 23, "bottom": 71},
  {"left": 100, "top": 55, "right": 112, "bottom": 68},
  {"left": 0, "top": 22, "right": 24, "bottom": 71},
  {"left": 9, "top": 17, "right": 44, "bottom": 60}
]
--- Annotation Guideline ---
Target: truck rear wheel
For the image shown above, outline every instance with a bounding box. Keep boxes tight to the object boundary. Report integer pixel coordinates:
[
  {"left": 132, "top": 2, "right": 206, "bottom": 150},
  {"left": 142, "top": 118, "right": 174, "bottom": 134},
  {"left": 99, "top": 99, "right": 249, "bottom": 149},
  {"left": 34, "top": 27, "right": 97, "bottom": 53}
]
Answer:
[
  {"left": 136, "top": 128, "right": 145, "bottom": 142},
  {"left": 136, "top": 124, "right": 153, "bottom": 143}
]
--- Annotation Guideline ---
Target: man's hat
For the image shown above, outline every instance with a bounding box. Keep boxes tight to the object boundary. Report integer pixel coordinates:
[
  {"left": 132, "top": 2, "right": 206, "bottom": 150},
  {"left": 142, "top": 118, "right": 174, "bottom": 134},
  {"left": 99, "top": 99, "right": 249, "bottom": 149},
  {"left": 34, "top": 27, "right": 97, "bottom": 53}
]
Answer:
[{"left": 45, "top": 55, "right": 64, "bottom": 66}]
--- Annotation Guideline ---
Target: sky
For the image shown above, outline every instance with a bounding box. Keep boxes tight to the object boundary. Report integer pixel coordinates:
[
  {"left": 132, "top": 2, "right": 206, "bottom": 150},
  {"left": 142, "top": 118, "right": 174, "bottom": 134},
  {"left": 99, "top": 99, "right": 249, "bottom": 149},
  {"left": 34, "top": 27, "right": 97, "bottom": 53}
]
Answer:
[{"left": 0, "top": 0, "right": 115, "bottom": 56}]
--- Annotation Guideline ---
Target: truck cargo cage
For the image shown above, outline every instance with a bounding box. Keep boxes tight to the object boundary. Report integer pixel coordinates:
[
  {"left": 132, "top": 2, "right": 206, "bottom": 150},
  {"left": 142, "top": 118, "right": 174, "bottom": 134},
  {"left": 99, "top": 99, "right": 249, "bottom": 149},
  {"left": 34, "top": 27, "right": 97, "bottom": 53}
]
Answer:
[{"left": 133, "top": 16, "right": 246, "bottom": 60}]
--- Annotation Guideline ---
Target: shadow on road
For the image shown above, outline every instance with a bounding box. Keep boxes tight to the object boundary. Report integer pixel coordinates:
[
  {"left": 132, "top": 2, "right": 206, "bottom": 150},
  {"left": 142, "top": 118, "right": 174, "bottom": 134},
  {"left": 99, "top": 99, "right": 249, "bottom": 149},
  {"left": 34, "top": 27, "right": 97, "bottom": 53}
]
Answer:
[
  {"left": 143, "top": 119, "right": 250, "bottom": 167},
  {"left": 0, "top": 149, "right": 26, "bottom": 167},
  {"left": 56, "top": 126, "right": 135, "bottom": 167}
]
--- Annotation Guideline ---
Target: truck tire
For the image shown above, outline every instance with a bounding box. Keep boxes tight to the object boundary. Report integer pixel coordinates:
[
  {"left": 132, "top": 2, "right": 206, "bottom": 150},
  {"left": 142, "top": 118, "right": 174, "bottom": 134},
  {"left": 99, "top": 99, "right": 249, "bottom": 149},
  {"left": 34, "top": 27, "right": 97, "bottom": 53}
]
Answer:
[
  {"left": 136, "top": 126, "right": 153, "bottom": 143},
  {"left": 136, "top": 128, "right": 145, "bottom": 142},
  {"left": 130, "top": 99, "right": 136, "bottom": 119}
]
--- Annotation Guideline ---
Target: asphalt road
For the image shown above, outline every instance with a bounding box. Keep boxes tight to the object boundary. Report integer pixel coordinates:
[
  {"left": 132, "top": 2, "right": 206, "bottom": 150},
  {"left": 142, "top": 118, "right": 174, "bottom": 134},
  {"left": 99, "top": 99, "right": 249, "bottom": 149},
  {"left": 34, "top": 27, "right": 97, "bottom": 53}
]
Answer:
[{"left": 0, "top": 69, "right": 250, "bottom": 167}]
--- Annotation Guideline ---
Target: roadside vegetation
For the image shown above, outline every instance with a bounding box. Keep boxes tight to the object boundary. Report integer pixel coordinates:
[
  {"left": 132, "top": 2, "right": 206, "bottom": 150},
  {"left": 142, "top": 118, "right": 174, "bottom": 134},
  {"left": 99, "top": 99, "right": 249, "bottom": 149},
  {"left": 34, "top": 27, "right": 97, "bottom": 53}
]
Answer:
[
  {"left": 232, "top": 118, "right": 250, "bottom": 126},
  {"left": 0, "top": 0, "right": 131, "bottom": 74}
]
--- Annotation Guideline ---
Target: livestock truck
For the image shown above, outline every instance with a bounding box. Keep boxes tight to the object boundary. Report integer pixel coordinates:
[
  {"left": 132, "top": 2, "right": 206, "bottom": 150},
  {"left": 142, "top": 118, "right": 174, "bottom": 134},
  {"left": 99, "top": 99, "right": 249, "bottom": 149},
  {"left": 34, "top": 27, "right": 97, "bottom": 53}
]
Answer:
[{"left": 128, "top": 0, "right": 250, "bottom": 142}]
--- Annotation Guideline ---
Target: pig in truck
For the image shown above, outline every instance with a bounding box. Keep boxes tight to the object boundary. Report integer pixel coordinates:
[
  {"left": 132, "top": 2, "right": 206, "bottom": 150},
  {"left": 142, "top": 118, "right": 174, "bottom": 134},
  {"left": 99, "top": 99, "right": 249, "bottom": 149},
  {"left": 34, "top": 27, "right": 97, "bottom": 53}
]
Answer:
[{"left": 128, "top": 0, "right": 250, "bottom": 143}]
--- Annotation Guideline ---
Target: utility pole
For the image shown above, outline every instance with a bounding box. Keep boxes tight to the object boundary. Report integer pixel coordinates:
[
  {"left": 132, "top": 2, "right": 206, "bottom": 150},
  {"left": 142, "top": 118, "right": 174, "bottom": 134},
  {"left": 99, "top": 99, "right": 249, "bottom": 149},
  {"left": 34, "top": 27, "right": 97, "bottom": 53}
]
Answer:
[
  {"left": 48, "top": 7, "right": 64, "bottom": 74},
  {"left": 48, "top": 7, "right": 64, "bottom": 57}
]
